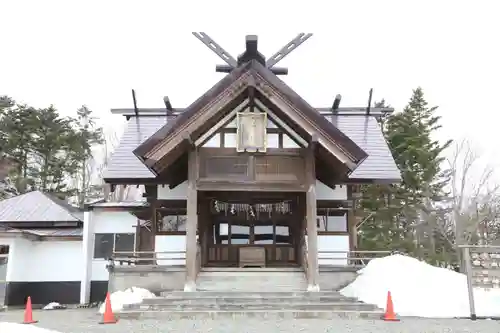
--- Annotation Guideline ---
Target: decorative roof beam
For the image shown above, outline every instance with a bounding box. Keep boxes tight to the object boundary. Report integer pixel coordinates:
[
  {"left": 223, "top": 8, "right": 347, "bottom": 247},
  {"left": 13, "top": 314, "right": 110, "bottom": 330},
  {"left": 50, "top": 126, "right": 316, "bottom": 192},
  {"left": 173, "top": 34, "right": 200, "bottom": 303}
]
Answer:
[
  {"left": 192, "top": 32, "right": 237, "bottom": 68},
  {"left": 266, "top": 33, "right": 313, "bottom": 69}
]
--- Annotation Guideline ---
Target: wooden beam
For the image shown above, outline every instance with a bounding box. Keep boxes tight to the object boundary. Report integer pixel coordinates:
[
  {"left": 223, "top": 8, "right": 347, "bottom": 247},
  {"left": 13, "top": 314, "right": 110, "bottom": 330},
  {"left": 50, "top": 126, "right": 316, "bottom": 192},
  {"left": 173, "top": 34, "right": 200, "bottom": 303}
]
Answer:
[
  {"left": 305, "top": 135, "right": 319, "bottom": 291},
  {"left": 184, "top": 148, "right": 199, "bottom": 291}
]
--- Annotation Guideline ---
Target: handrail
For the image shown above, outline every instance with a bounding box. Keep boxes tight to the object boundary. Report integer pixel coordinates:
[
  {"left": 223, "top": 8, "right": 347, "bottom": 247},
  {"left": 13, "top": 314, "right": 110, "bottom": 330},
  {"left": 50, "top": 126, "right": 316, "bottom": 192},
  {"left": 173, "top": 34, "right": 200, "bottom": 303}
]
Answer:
[
  {"left": 318, "top": 250, "right": 391, "bottom": 267},
  {"left": 110, "top": 251, "right": 186, "bottom": 266}
]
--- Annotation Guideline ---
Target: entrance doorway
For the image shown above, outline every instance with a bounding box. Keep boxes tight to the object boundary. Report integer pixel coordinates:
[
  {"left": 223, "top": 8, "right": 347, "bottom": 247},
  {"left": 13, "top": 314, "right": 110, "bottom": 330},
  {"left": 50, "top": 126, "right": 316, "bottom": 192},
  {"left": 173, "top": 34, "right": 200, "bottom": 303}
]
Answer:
[{"left": 204, "top": 195, "right": 302, "bottom": 267}]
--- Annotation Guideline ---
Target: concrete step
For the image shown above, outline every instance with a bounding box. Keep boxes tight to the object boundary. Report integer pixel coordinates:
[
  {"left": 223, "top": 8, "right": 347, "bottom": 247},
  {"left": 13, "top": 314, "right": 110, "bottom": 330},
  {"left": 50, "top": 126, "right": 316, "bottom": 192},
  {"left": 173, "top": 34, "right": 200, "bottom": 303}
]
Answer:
[
  {"left": 159, "top": 291, "right": 346, "bottom": 298},
  {"left": 128, "top": 302, "right": 377, "bottom": 312},
  {"left": 147, "top": 295, "right": 358, "bottom": 304},
  {"left": 196, "top": 271, "right": 308, "bottom": 292},
  {"left": 201, "top": 267, "right": 304, "bottom": 272},
  {"left": 118, "top": 309, "right": 384, "bottom": 320}
]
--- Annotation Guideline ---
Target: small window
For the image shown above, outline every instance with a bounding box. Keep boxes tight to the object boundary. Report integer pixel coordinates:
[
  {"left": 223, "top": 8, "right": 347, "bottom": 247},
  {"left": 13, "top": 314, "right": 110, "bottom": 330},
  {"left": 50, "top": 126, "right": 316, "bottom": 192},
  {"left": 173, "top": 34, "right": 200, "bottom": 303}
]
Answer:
[
  {"left": 93, "top": 233, "right": 135, "bottom": 259},
  {"left": 157, "top": 215, "right": 187, "bottom": 233},
  {"left": 230, "top": 224, "right": 250, "bottom": 245},
  {"left": 317, "top": 213, "right": 347, "bottom": 233},
  {"left": 203, "top": 134, "right": 221, "bottom": 147},
  {"left": 266, "top": 133, "right": 279, "bottom": 148},
  {"left": 224, "top": 133, "right": 237, "bottom": 148},
  {"left": 94, "top": 233, "right": 114, "bottom": 259},
  {"left": 254, "top": 223, "right": 274, "bottom": 244},
  {"left": 114, "top": 233, "right": 135, "bottom": 252}
]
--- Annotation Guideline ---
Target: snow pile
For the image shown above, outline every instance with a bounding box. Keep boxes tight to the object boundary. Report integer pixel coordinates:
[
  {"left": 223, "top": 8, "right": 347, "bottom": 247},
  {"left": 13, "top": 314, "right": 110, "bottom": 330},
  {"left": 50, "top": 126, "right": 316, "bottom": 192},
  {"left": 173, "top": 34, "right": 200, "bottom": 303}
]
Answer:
[
  {"left": 43, "top": 302, "right": 66, "bottom": 310},
  {"left": 98, "top": 287, "right": 156, "bottom": 314},
  {"left": 0, "top": 322, "right": 61, "bottom": 333},
  {"left": 340, "top": 254, "right": 500, "bottom": 318}
]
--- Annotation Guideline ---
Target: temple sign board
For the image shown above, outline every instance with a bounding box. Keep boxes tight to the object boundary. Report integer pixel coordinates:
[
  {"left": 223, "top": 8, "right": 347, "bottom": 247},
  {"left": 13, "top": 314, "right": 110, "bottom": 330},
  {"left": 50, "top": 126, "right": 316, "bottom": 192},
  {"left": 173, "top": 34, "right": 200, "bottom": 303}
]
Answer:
[{"left": 236, "top": 112, "right": 267, "bottom": 153}]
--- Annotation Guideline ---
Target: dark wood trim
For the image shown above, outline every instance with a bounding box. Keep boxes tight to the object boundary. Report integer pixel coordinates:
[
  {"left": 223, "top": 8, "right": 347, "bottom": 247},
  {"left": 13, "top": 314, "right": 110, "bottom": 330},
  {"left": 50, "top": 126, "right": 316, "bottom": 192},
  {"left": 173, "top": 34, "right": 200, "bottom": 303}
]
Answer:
[
  {"left": 317, "top": 231, "right": 349, "bottom": 236},
  {"left": 134, "top": 60, "right": 368, "bottom": 179},
  {"left": 196, "top": 181, "right": 307, "bottom": 192},
  {"left": 156, "top": 231, "right": 187, "bottom": 236},
  {"left": 134, "top": 61, "right": 253, "bottom": 157}
]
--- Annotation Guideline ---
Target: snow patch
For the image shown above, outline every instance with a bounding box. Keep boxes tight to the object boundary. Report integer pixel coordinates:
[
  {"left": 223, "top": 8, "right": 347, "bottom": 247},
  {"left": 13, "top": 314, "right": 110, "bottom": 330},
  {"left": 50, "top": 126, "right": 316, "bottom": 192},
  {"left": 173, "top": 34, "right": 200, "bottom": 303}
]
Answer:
[
  {"left": 98, "top": 287, "right": 156, "bottom": 314},
  {"left": 42, "top": 302, "right": 66, "bottom": 310},
  {"left": 0, "top": 322, "right": 62, "bottom": 333},
  {"left": 340, "top": 254, "right": 500, "bottom": 318}
]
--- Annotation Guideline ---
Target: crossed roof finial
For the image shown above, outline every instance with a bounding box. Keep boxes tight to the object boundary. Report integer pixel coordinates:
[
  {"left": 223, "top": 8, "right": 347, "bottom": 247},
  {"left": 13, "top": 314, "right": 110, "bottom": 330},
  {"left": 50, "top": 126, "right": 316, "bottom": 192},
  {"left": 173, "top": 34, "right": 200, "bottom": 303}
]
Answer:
[{"left": 192, "top": 32, "right": 313, "bottom": 76}]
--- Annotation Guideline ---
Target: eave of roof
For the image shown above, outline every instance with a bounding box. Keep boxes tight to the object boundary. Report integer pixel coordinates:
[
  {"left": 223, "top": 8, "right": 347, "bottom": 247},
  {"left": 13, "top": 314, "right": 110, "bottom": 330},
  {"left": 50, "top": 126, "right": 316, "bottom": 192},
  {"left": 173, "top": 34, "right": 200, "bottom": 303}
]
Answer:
[{"left": 133, "top": 60, "right": 368, "bottom": 174}]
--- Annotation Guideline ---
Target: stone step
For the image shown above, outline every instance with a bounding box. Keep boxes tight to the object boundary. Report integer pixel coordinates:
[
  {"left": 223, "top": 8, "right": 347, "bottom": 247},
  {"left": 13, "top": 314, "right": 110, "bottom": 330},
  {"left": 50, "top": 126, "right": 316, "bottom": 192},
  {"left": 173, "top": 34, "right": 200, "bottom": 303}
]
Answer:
[
  {"left": 159, "top": 291, "right": 347, "bottom": 298},
  {"left": 129, "top": 302, "right": 377, "bottom": 312},
  {"left": 118, "top": 309, "right": 384, "bottom": 320},
  {"left": 200, "top": 267, "right": 304, "bottom": 272},
  {"left": 196, "top": 271, "right": 308, "bottom": 292},
  {"left": 146, "top": 295, "right": 358, "bottom": 304}
]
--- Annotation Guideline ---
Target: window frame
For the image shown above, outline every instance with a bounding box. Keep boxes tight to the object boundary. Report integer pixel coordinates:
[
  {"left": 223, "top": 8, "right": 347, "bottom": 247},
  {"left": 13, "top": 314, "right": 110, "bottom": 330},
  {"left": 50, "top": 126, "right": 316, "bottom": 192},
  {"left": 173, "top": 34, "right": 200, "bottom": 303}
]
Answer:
[
  {"left": 316, "top": 209, "right": 349, "bottom": 235},
  {"left": 155, "top": 208, "right": 188, "bottom": 235},
  {"left": 93, "top": 232, "right": 136, "bottom": 260}
]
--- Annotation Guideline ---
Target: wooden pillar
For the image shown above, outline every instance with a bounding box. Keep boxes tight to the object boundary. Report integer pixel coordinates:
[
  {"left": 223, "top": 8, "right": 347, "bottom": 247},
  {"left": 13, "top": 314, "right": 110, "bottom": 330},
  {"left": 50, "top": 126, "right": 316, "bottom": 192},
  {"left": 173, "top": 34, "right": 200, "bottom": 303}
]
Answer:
[
  {"left": 347, "top": 185, "right": 358, "bottom": 252},
  {"left": 185, "top": 149, "right": 198, "bottom": 291},
  {"left": 305, "top": 136, "right": 319, "bottom": 291},
  {"left": 200, "top": 198, "right": 209, "bottom": 266}
]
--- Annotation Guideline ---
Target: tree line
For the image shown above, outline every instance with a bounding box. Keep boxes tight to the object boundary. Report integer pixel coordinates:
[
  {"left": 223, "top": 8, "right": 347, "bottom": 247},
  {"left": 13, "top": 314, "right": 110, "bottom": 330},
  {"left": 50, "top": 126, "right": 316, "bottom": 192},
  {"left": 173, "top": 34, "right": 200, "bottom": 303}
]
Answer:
[
  {"left": 359, "top": 88, "right": 500, "bottom": 268},
  {"left": 1, "top": 88, "right": 498, "bottom": 267},
  {"left": 0, "top": 96, "right": 104, "bottom": 206}
]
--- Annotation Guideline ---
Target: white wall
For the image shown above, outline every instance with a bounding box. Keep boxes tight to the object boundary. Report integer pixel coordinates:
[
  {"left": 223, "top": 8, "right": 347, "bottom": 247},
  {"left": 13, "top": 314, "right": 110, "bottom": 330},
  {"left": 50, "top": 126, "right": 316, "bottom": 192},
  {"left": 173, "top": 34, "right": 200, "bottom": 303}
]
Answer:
[
  {"left": 158, "top": 183, "right": 187, "bottom": 200},
  {"left": 6, "top": 237, "right": 82, "bottom": 282},
  {"left": 159, "top": 181, "right": 346, "bottom": 201},
  {"left": 316, "top": 181, "right": 347, "bottom": 200},
  {"left": 90, "top": 210, "right": 137, "bottom": 281},
  {"left": 318, "top": 235, "right": 350, "bottom": 266},
  {"left": 155, "top": 235, "right": 186, "bottom": 265}
]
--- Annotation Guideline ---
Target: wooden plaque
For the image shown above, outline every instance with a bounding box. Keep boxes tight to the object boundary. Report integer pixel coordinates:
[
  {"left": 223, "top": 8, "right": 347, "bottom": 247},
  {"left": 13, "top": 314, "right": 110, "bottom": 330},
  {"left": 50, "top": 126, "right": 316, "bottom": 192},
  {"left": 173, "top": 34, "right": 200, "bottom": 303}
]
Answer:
[{"left": 236, "top": 112, "right": 267, "bottom": 152}]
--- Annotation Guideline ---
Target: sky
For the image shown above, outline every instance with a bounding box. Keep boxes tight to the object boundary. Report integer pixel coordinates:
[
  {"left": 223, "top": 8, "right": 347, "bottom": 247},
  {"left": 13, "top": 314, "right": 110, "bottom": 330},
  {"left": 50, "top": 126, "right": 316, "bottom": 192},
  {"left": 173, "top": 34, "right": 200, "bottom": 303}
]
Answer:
[{"left": 1, "top": 0, "right": 500, "bottom": 183}]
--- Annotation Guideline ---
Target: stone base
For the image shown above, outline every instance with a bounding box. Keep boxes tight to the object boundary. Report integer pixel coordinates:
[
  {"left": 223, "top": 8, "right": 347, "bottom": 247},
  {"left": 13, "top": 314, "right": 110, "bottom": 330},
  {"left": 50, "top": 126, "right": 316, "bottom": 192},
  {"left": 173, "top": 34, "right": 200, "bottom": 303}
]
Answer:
[
  {"left": 307, "top": 284, "right": 320, "bottom": 292},
  {"left": 184, "top": 280, "right": 197, "bottom": 292}
]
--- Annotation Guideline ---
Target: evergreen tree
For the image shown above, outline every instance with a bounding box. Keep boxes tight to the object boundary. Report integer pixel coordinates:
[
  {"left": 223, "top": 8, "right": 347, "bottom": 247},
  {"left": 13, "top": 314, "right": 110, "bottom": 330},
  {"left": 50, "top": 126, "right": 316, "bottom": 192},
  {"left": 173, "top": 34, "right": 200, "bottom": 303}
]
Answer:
[
  {"left": 0, "top": 102, "right": 103, "bottom": 201},
  {"left": 69, "top": 105, "right": 104, "bottom": 206},
  {"left": 359, "top": 88, "right": 452, "bottom": 260}
]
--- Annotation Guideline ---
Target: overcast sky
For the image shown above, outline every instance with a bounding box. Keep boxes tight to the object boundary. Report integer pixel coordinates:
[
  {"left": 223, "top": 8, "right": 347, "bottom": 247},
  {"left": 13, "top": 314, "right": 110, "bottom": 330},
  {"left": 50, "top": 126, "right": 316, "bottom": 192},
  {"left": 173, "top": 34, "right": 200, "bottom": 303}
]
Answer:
[{"left": 1, "top": 0, "right": 499, "bottom": 180}]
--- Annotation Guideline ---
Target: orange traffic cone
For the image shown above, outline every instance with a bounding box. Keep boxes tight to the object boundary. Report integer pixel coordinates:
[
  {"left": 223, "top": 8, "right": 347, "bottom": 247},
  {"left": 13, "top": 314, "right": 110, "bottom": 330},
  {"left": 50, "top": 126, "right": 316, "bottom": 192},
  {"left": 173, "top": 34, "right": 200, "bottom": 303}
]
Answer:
[
  {"left": 99, "top": 292, "right": 117, "bottom": 324},
  {"left": 381, "top": 291, "right": 400, "bottom": 321},
  {"left": 22, "top": 296, "right": 38, "bottom": 324}
]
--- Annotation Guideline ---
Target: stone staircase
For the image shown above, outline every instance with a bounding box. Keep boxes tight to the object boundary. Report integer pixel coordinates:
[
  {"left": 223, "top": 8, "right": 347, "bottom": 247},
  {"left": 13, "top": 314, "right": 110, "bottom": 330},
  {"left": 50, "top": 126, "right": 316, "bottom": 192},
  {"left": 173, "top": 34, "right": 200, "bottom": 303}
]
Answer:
[
  {"left": 119, "top": 267, "right": 383, "bottom": 319},
  {"left": 196, "top": 267, "right": 308, "bottom": 292}
]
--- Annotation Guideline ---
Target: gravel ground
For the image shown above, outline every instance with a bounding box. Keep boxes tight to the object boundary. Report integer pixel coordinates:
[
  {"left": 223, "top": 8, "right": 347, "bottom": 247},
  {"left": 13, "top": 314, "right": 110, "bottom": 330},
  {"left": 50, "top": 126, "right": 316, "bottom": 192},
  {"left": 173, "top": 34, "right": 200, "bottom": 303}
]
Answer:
[{"left": 1, "top": 309, "right": 499, "bottom": 333}]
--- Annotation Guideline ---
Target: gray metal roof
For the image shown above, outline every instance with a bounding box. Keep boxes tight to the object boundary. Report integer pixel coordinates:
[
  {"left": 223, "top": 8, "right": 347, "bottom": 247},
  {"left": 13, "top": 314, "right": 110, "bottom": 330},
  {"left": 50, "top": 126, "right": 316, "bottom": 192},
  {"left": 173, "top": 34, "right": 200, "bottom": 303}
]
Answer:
[
  {"left": 89, "top": 201, "right": 149, "bottom": 208},
  {"left": 5, "top": 228, "right": 83, "bottom": 237},
  {"left": 0, "top": 191, "right": 83, "bottom": 222},
  {"left": 103, "top": 116, "right": 175, "bottom": 180},
  {"left": 331, "top": 116, "right": 401, "bottom": 182},
  {"left": 103, "top": 114, "right": 401, "bottom": 183}
]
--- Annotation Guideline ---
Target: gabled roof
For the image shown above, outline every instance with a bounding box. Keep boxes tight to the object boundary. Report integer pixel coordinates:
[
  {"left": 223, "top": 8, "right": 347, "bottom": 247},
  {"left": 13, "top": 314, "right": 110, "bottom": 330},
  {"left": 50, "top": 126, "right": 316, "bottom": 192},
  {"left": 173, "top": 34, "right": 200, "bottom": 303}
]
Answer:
[
  {"left": 103, "top": 116, "right": 173, "bottom": 180},
  {"left": 103, "top": 114, "right": 400, "bottom": 184},
  {"left": 0, "top": 191, "right": 83, "bottom": 223},
  {"left": 133, "top": 60, "right": 368, "bottom": 175}
]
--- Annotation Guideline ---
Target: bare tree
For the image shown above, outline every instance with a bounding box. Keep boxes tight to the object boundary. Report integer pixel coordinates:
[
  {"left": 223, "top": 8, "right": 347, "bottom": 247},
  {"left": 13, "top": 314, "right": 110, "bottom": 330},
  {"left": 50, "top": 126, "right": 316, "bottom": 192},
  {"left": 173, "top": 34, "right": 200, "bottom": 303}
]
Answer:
[{"left": 448, "top": 139, "right": 500, "bottom": 247}]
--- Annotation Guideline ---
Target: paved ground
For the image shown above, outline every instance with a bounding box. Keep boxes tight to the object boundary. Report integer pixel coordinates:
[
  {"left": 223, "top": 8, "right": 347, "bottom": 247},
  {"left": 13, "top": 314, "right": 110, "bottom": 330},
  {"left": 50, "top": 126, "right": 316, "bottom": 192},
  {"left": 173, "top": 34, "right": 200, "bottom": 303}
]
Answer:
[{"left": 1, "top": 309, "right": 499, "bottom": 332}]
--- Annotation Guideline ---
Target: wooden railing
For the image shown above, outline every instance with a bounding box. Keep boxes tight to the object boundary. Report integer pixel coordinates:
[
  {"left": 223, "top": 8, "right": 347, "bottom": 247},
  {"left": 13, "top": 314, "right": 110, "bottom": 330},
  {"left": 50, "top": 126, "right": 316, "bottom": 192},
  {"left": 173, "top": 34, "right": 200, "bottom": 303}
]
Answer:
[
  {"left": 109, "top": 251, "right": 186, "bottom": 266},
  {"left": 206, "top": 244, "right": 296, "bottom": 266}
]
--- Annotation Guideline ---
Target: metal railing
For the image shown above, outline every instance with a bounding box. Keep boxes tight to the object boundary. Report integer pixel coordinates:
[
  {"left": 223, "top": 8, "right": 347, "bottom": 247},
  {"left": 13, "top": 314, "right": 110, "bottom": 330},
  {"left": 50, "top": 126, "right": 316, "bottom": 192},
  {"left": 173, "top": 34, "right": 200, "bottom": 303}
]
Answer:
[
  {"left": 318, "top": 250, "right": 392, "bottom": 267},
  {"left": 460, "top": 245, "right": 500, "bottom": 320}
]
